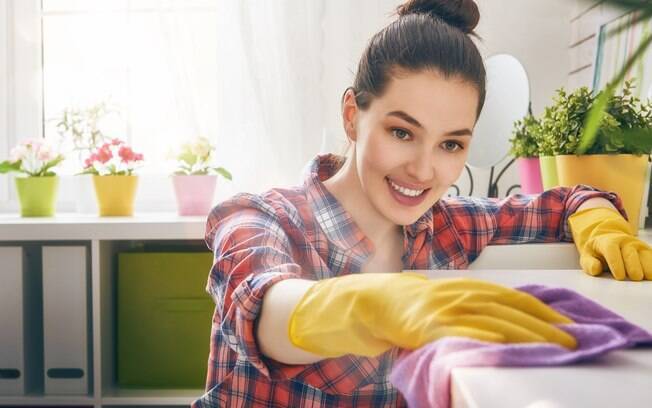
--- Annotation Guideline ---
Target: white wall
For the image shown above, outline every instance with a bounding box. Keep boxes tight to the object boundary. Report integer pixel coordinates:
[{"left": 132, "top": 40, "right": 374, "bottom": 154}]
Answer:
[{"left": 319, "top": 0, "right": 575, "bottom": 198}]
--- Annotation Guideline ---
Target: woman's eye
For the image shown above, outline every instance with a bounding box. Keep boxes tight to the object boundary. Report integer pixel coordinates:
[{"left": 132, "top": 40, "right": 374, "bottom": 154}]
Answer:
[
  {"left": 442, "top": 141, "right": 463, "bottom": 152},
  {"left": 392, "top": 128, "right": 411, "bottom": 141}
]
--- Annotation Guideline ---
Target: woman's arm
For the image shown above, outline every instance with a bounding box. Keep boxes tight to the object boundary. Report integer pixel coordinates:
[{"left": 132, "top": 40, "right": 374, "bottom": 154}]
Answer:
[
  {"left": 575, "top": 197, "right": 617, "bottom": 213},
  {"left": 256, "top": 279, "right": 325, "bottom": 365}
]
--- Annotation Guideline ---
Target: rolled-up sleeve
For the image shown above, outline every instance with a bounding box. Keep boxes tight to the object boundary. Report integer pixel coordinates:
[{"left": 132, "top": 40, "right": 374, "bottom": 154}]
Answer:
[
  {"left": 444, "top": 185, "right": 626, "bottom": 261},
  {"left": 205, "top": 205, "right": 301, "bottom": 379}
]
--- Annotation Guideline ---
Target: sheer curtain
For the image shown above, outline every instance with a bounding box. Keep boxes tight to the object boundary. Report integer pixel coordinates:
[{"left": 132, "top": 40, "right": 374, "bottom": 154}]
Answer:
[{"left": 213, "top": 0, "right": 325, "bottom": 198}]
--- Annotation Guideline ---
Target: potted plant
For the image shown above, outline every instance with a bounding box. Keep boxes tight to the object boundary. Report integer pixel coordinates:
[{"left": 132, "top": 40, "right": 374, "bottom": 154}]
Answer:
[
  {"left": 55, "top": 101, "right": 117, "bottom": 213},
  {"left": 55, "top": 101, "right": 115, "bottom": 160},
  {"left": 169, "top": 136, "right": 232, "bottom": 216},
  {"left": 0, "top": 139, "right": 65, "bottom": 216},
  {"left": 80, "top": 138, "right": 144, "bottom": 216},
  {"left": 550, "top": 82, "right": 652, "bottom": 232},
  {"left": 509, "top": 113, "right": 543, "bottom": 194}
]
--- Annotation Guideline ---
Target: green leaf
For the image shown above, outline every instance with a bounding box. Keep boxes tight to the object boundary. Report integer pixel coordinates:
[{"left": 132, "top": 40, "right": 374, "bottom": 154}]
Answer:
[
  {"left": 620, "top": 127, "right": 652, "bottom": 153},
  {"left": 0, "top": 160, "right": 22, "bottom": 174},
  {"left": 213, "top": 167, "right": 232, "bottom": 180},
  {"left": 578, "top": 24, "right": 652, "bottom": 154},
  {"left": 38, "top": 155, "right": 65, "bottom": 176},
  {"left": 76, "top": 168, "right": 98, "bottom": 176}
]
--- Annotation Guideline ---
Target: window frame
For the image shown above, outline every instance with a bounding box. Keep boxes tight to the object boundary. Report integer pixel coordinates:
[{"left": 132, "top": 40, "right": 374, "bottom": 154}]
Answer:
[{"left": 0, "top": 0, "right": 44, "bottom": 212}]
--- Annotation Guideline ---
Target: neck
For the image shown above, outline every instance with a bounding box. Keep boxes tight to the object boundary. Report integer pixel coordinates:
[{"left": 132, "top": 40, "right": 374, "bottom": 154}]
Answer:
[{"left": 323, "top": 154, "right": 401, "bottom": 248}]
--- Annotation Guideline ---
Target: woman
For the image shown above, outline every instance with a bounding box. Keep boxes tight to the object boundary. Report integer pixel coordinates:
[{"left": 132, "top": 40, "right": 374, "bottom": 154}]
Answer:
[{"left": 193, "top": 0, "right": 652, "bottom": 406}]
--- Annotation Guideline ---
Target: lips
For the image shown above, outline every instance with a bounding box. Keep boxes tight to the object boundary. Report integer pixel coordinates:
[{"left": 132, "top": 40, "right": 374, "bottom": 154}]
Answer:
[{"left": 385, "top": 177, "right": 430, "bottom": 207}]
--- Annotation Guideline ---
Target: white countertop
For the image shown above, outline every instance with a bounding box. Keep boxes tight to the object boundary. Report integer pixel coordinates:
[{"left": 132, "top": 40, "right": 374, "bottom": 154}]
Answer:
[{"left": 419, "top": 269, "right": 652, "bottom": 408}]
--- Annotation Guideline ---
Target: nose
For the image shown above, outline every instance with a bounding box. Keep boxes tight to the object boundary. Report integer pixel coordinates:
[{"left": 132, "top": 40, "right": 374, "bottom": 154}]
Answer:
[{"left": 405, "top": 149, "right": 435, "bottom": 183}]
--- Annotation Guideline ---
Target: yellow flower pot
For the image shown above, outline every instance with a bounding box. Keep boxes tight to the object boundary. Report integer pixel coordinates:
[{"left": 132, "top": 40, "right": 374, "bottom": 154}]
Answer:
[
  {"left": 556, "top": 154, "right": 649, "bottom": 233},
  {"left": 92, "top": 175, "right": 139, "bottom": 216}
]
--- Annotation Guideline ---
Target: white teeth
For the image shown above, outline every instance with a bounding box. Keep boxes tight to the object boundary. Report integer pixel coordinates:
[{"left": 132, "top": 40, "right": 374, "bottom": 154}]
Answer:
[{"left": 388, "top": 178, "right": 425, "bottom": 197}]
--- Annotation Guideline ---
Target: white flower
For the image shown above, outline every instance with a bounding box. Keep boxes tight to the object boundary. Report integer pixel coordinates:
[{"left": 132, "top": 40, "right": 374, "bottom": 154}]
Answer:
[
  {"left": 9, "top": 145, "right": 28, "bottom": 162},
  {"left": 7, "top": 138, "right": 63, "bottom": 176},
  {"left": 37, "top": 144, "right": 55, "bottom": 162},
  {"left": 190, "top": 136, "right": 212, "bottom": 159}
]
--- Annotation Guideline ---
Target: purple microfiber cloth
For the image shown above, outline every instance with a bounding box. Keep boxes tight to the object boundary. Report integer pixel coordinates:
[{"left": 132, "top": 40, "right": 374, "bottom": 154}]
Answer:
[{"left": 389, "top": 285, "right": 652, "bottom": 408}]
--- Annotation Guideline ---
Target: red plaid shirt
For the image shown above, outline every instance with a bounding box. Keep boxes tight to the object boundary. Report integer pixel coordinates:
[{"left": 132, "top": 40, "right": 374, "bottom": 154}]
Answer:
[{"left": 192, "top": 154, "right": 625, "bottom": 407}]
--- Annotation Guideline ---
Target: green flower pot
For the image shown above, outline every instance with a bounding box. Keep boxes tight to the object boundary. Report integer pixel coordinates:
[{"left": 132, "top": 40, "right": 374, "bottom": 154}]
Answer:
[
  {"left": 539, "top": 155, "right": 559, "bottom": 190},
  {"left": 15, "top": 176, "right": 59, "bottom": 217}
]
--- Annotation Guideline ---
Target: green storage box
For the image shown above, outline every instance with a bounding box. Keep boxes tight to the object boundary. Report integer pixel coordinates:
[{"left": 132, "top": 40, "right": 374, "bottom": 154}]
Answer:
[{"left": 117, "top": 252, "right": 214, "bottom": 388}]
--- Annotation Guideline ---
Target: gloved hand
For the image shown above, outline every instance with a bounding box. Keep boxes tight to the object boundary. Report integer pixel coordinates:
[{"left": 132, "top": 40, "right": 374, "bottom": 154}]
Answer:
[
  {"left": 569, "top": 207, "right": 652, "bottom": 281},
  {"left": 288, "top": 272, "right": 576, "bottom": 358}
]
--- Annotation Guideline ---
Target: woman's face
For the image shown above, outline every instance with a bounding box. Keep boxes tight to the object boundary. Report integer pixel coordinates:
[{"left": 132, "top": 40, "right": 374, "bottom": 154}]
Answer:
[{"left": 344, "top": 70, "right": 479, "bottom": 226}]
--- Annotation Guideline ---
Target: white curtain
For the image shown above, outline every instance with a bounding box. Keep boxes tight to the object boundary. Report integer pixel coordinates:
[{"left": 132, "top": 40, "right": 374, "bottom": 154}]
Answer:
[{"left": 213, "top": 0, "right": 325, "bottom": 198}]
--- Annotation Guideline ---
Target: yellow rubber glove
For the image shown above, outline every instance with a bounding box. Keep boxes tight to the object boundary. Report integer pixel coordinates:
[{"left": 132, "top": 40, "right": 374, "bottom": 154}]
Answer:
[
  {"left": 288, "top": 273, "right": 576, "bottom": 358},
  {"left": 569, "top": 207, "right": 652, "bottom": 281}
]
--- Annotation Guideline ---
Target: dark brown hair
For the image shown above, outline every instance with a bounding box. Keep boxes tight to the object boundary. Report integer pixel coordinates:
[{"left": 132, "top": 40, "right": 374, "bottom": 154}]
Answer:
[{"left": 351, "top": 0, "right": 486, "bottom": 117}]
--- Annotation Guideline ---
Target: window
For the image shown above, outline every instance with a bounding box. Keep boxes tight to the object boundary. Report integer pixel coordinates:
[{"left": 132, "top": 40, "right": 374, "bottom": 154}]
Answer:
[
  {"left": 42, "top": 0, "right": 219, "bottom": 174},
  {"left": 1, "top": 0, "right": 328, "bottom": 212},
  {"left": 1, "top": 0, "right": 222, "bottom": 211}
]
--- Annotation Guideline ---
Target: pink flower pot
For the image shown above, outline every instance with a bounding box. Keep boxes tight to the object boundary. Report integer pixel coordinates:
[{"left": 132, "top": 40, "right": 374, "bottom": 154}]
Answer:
[
  {"left": 172, "top": 175, "right": 217, "bottom": 216},
  {"left": 517, "top": 157, "right": 544, "bottom": 194}
]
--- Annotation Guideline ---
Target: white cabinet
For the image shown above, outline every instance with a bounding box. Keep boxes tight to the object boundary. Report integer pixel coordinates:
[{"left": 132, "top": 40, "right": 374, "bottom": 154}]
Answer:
[{"left": 0, "top": 214, "right": 208, "bottom": 408}]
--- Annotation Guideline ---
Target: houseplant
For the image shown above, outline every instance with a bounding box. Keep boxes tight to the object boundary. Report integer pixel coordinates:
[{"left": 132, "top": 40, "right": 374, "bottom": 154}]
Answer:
[
  {"left": 80, "top": 138, "right": 144, "bottom": 216},
  {"left": 535, "top": 87, "right": 600, "bottom": 189},
  {"left": 509, "top": 113, "right": 543, "bottom": 194},
  {"left": 0, "top": 139, "right": 65, "bottom": 216},
  {"left": 169, "top": 136, "right": 232, "bottom": 216},
  {"left": 55, "top": 101, "right": 117, "bottom": 213},
  {"left": 55, "top": 101, "right": 113, "bottom": 161},
  {"left": 550, "top": 82, "right": 652, "bottom": 232}
]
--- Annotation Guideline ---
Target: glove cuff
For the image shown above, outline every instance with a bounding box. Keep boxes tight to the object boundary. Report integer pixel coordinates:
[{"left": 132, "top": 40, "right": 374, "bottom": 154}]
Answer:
[{"left": 568, "top": 207, "right": 632, "bottom": 248}]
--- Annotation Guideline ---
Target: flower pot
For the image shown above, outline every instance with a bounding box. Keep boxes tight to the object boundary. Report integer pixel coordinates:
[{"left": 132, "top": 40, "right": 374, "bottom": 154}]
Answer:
[
  {"left": 516, "top": 157, "right": 543, "bottom": 194},
  {"left": 556, "top": 154, "right": 648, "bottom": 233},
  {"left": 171, "top": 175, "right": 217, "bottom": 216},
  {"left": 92, "top": 175, "right": 139, "bottom": 216},
  {"left": 539, "top": 155, "right": 559, "bottom": 190},
  {"left": 15, "top": 176, "right": 59, "bottom": 217}
]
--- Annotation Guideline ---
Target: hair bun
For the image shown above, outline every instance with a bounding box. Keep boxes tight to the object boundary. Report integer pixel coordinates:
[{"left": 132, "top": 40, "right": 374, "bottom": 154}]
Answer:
[{"left": 396, "top": 0, "right": 480, "bottom": 34}]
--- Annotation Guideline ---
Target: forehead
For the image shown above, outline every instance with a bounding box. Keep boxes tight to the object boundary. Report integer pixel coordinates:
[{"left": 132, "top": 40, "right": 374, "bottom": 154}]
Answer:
[{"left": 369, "top": 70, "right": 479, "bottom": 128}]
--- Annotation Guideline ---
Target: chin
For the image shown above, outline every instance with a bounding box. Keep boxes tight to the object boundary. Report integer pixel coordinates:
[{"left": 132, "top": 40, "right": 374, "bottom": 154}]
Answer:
[{"left": 385, "top": 204, "right": 432, "bottom": 226}]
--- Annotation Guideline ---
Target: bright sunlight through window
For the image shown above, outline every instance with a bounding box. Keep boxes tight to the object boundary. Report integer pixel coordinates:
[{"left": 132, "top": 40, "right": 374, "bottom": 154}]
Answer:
[{"left": 41, "top": 0, "right": 219, "bottom": 174}]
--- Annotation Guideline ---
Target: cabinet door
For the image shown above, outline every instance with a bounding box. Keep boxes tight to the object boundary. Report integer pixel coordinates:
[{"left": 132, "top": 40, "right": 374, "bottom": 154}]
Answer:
[
  {"left": 42, "top": 246, "right": 89, "bottom": 395},
  {"left": 0, "top": 247, "right": 24, "bottom": 395}
]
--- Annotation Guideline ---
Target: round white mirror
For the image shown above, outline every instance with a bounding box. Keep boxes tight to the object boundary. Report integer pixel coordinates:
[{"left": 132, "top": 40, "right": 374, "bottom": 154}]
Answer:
[{"left": 467, "top": 54, "right": 530, "bottom": 169}]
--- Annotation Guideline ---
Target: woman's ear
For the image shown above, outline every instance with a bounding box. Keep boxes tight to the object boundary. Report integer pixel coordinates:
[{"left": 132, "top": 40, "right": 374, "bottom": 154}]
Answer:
[{"left": 341, "top": 88, "right": 358, "bottom": 142}]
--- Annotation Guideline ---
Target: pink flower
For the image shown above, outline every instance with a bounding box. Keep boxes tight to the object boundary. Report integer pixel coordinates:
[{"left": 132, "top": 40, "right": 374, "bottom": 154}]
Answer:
[
  {"left": 84, "top": 154, "right": 98, "bottom": 168},
  {"left": 96, "top": 144, "right": 113, "bottom": 163},
  {"left": 83, "top": 139, "right": 143, "bottom": 175},
  {"left": 117, "top": 144, "right": 144, "bottom": 163}
]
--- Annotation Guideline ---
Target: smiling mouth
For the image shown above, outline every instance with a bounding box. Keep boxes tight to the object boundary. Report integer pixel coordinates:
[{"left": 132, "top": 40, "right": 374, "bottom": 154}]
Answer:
[{"left": 386, "top": 177, "right": 429, "bottom": 197}]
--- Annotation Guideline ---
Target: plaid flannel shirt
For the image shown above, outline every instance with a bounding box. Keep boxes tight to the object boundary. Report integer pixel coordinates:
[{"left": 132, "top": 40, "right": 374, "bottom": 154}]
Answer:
[{"left": 192, "top": 154, "right": 625, "bottom": 408}]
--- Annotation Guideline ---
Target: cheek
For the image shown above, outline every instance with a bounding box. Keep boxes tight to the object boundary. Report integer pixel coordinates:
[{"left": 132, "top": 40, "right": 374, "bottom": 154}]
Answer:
[
  {"left": 435, "top": 153, "right": 468, "bottom": 185},
  {"left": 359, "top": 131, "right": 395, "bottom": 175}
]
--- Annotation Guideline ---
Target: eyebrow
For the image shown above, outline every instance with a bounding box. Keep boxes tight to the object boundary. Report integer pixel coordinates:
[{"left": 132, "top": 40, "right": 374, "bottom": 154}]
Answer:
[{"left": 386, "top": 110, "right": 473, "bottom": 137}]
